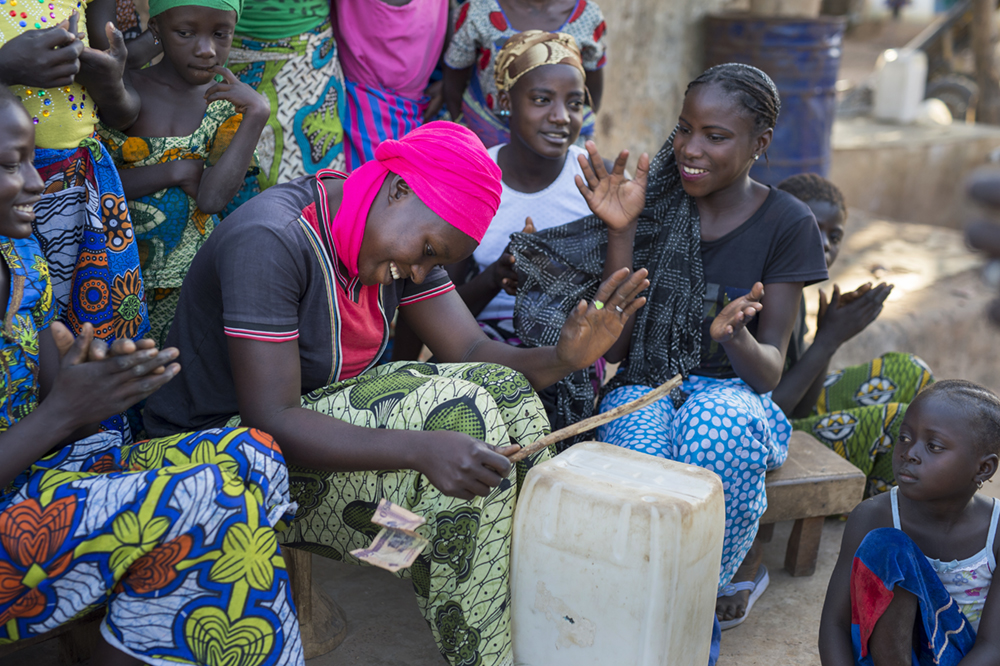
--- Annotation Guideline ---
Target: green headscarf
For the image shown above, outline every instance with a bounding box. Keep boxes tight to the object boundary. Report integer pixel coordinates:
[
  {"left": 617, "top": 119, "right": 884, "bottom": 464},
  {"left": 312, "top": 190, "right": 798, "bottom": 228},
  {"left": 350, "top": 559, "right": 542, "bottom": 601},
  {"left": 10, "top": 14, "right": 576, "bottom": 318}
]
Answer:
[{"left": 148, "top": 0, "right": 243, "bottom": 19}]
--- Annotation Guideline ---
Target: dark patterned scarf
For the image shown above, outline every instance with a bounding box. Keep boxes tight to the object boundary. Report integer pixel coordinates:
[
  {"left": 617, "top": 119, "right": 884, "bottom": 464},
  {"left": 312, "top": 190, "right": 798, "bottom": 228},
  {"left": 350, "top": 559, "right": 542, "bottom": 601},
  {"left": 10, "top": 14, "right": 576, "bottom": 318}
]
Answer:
[{"left": 508, "top": 133, "right": 704, "bottom": 440}]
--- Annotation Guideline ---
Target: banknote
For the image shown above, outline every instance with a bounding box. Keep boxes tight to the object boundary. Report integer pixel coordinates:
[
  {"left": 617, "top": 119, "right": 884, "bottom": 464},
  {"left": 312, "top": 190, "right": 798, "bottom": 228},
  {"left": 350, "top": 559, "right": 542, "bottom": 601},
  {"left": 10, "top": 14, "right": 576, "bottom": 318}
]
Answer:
[
  {"left": 350, "top": 499, "right": 429, "bottom": 572},
  {"left": 372, "top": 498, "right": 426, "bottom": 531}
]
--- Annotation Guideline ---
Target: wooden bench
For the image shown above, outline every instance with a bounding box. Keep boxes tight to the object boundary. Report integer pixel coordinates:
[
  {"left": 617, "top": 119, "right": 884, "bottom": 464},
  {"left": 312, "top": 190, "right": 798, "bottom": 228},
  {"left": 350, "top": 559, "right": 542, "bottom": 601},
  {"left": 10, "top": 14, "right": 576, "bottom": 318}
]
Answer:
[
  {"left": 758, "top": 430, "right": 866, "bottom": 577},
  {"left": 0, "top": 546, "right": 347, "bottom": 663}
]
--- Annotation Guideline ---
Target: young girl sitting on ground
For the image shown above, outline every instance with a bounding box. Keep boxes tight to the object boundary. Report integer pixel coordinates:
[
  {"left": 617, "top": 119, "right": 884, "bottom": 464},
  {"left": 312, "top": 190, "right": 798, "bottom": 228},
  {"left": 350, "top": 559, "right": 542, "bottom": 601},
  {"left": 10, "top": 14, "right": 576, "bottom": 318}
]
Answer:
[
  {"left": 772, "top": 173, "right": 934, "bottom": 497},
  {"left": 508, "top": 63, "right": 829, "bottom": 638},
  {"left": 98, "top": 0, "right": 268, "bottom": 346},
  {"left": 0, "top": 89, "right": 301, "bottom": 666},
  {"left": 819, "top": 380, "right": 1000, "bottom": 666},
  {"left": 443, "top": 0, "right": 607, "bottom": 147}
]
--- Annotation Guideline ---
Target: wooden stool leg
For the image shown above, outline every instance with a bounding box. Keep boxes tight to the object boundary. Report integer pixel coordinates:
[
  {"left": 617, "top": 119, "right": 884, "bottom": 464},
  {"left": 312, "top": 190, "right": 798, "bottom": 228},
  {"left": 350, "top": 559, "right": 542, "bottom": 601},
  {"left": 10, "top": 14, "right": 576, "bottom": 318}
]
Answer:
[
  {"left": 784, "top": 516, "right": 824, "bottom": 577},
  {"left": 283, "top": 546, "right": 348, "bottom": 659},
  {"left": 757, "top": 522, "right": 775, "bottom": 544}
]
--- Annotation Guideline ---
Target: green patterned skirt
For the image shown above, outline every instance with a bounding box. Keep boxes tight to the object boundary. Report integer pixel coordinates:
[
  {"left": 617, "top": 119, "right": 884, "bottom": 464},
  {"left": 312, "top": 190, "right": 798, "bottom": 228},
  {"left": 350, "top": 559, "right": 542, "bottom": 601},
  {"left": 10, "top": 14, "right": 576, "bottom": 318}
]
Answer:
[
  {"left": 793, "top": 352, "right": 934, "bottom": 497},
  {"left": 229, "top": 361, "right": 551, "bottom": 666}
]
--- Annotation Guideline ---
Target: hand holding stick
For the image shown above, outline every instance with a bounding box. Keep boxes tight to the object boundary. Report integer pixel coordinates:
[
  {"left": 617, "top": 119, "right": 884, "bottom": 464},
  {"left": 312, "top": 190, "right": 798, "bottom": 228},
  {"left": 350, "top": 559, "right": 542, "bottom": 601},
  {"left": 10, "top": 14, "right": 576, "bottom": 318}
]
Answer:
[{"left": 509, "top": 374, "right": 682, "bottom": 462}]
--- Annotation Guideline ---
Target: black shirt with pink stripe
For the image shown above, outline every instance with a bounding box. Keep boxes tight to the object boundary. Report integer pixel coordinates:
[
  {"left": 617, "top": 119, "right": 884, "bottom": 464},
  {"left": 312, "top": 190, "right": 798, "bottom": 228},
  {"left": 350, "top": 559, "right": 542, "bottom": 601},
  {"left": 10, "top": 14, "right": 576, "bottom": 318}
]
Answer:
[{"left": 144, "top": 176, "right": 454, "bottom": 437}]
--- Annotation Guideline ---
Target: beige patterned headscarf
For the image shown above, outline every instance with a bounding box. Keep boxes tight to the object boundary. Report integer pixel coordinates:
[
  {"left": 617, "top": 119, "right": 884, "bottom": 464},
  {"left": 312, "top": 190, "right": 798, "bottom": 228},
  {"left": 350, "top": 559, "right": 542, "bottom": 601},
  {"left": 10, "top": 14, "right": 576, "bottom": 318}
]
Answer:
[{"left": 494, "top": 30, "right": 588, "bottom": 99}]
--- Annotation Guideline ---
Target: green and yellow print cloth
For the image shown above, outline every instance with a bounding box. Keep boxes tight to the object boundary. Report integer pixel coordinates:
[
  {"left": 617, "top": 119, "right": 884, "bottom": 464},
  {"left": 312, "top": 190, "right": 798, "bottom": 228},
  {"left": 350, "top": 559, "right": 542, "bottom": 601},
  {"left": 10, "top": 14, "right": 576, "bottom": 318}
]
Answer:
[
  {"left": 228, "top": 360, "right": 553, "bottom": 666},
  {"left": 794, "top": 352, "right": 934, "bottom": 497},
  {"left": 98, "top": 100, "right": 258, "bottom": 346}
]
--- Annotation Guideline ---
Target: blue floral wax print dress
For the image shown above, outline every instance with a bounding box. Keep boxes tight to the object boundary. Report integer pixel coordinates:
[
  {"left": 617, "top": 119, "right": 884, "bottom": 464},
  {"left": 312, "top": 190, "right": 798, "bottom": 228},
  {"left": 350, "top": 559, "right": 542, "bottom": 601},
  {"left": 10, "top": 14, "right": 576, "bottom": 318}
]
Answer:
[{"left": 0, "top": 235, "right": 303, "bottom": 666}]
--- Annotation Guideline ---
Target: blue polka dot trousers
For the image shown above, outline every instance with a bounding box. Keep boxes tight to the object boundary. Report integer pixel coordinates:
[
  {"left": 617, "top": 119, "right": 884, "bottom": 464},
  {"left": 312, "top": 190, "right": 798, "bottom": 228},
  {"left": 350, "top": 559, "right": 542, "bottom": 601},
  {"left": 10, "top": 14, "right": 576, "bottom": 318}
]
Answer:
[{"left": 597, "top": 376, "right": 791, "bottom": 590}]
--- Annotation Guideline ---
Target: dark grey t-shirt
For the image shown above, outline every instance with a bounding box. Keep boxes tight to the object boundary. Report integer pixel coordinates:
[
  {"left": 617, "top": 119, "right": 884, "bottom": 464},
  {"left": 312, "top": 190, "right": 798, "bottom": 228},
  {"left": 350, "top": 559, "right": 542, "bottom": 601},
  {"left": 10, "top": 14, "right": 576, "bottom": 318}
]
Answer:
[
  {"left": 694, "top": 187, "right": 828, "bottom": 379},
  {"left": 144, "top": 176, "right": 453, "bottom": 436}
]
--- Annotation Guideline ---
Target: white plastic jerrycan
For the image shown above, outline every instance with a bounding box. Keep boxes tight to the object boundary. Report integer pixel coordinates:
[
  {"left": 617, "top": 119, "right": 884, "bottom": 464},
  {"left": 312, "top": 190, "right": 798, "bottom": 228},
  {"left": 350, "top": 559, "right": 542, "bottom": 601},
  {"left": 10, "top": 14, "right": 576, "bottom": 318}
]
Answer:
[{"left": 511, "top": 441, "right": 725, "bottom": 666}]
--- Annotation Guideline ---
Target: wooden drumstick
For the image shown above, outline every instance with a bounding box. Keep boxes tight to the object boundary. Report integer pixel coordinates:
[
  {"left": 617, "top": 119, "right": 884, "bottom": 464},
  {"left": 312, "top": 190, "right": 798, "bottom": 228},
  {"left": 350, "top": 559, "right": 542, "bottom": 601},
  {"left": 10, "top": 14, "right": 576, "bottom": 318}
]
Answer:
[{"left": 508, "top": 374, "right": 683, "bottom": 463}]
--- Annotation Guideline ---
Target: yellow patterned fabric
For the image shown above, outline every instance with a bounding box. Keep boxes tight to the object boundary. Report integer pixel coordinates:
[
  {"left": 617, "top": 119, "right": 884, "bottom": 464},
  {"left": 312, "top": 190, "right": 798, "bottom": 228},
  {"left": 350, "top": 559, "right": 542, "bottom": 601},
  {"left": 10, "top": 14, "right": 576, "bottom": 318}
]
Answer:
[
  {"left": 2, "top": 0, "right": 96, "bottom": 149},
  {"left": 493, "top": 29, "right": 586, "bottom": 97}
]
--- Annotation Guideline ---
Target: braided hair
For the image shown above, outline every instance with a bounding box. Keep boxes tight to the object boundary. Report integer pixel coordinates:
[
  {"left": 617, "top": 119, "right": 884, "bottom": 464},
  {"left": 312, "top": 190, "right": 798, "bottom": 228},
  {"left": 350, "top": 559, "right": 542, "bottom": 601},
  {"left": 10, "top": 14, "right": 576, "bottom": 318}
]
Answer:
[
  {"left": 916, "top": 380, "right": 1000, "bottom": 456},
  {"left": 686, "top": 63, "right": 781, "bottom": 133},
  {"left": 777, "top": 173, "right": 847, "bottom": 217}
]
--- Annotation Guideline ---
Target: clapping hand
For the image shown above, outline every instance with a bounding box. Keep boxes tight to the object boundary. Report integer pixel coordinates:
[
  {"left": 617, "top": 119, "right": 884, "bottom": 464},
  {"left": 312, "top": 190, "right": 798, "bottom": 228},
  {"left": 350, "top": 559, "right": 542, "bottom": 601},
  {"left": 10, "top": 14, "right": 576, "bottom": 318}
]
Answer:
[
  {"left": 0, "top": 12, "right": 84, "bottom": 88},
  {"left": 46, "top": 322, "right": 180, "bottom": 430},
  {"left": 815, "top": 283, "right": 892, "bottom": 347},
  {"left": 575, "top": 141, "right": 649, "bottom": 233},
  {"left": 554, "top": 267, "right": 649, "bottom": 371},
  {"left": 78, "top": 21, "right": 127, "bottom": 89},
  {"left": 710, "top": 282, "right": 764, "bottom": 343}
]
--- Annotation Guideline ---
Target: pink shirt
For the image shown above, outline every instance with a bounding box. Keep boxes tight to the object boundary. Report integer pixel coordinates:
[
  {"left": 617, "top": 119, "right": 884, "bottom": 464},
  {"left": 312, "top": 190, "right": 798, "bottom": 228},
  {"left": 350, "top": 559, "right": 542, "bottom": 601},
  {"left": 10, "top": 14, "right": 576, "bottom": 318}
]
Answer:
[{"left": 333, "top": 0, "right": 448, "bottom": 100}]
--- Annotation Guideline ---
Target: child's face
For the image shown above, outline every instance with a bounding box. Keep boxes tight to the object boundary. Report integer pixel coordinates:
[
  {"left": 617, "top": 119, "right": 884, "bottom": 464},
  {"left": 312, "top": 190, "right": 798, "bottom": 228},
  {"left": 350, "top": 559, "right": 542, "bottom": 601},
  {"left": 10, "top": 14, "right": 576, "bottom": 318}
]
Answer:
[
  {"left": 893, "top": 392, "right": 987, "bottom": 500},
  {"left": 673, "top": 83, "right": 770, "bottom": 199},
  {"left": 805, "top": 199, "right": 845, "bottom": 268},
  {"left": 0, "top": 104, "right": 43, "bottom": 240},
  {"left": 150, "top": 7, "right": 237, "bottom": 86},
  {"left": 500, "top": 64, "right": 585, "bottom": 161}
]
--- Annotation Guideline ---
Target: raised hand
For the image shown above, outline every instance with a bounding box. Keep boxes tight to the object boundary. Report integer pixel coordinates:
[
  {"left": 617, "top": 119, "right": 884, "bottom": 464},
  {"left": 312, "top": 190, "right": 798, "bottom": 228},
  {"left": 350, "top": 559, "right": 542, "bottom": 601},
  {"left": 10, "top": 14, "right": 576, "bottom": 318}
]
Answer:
[
  {"left": 815, "top": 282, "right": 892, "bottom": 347},
  {"left": 710, "top": 282, "right": 764, "bottom": 343},
  {"left": 574, "top": 141, "right": 650, "bottom": 233},
  {"left": 414, "top": 430, "right": 513, "bottom": 500},
  {"left": 78, "top": 21, "right": 127, "bottom": 88},
  {"left": 0, "top": 12, "right": 84, "bottom": 88},
  {"left": 205, "top": 66, "right": 270, "bottom": 120},
  {"left": 554, "top": 267, "right": 649, "bottom": 371}
]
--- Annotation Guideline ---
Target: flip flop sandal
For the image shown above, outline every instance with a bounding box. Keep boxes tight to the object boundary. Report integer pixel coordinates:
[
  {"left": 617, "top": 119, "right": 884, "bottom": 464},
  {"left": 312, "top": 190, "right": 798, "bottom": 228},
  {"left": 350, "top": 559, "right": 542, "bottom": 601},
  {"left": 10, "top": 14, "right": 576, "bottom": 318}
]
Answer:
[{"left": 717, "top": 564, "right": 769, "bottom": 631}]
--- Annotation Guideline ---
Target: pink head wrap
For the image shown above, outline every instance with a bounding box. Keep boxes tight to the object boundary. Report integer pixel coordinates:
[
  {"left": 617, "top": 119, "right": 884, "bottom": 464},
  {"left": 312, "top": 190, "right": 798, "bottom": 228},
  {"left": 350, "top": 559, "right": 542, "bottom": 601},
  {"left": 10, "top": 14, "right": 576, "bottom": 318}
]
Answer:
[{"left": 329, "top": 121, "right": 502, "bottom": 277}]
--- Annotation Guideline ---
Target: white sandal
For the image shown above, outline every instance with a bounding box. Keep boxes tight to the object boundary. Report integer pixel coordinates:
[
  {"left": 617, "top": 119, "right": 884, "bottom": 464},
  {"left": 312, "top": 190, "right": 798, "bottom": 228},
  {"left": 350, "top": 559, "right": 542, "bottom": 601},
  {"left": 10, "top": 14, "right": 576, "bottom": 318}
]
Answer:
[{"left": 717, "top": 564, "right": 769, "bottom": 631}]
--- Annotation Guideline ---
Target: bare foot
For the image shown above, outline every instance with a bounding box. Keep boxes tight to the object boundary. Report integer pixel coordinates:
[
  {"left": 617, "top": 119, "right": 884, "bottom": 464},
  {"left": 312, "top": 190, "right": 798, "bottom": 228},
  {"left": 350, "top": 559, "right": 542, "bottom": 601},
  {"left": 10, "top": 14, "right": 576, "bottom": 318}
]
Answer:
[{"left": 716, "top": 538, "right": 763, "bottom": 623}]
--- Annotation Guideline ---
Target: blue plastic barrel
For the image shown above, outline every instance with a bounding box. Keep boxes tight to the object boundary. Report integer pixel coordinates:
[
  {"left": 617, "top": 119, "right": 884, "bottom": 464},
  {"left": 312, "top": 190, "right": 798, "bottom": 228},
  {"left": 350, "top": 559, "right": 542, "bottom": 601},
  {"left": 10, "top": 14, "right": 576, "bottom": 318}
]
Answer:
[{"left": 705, "top": 14, "right": 847, "bottom": 185}]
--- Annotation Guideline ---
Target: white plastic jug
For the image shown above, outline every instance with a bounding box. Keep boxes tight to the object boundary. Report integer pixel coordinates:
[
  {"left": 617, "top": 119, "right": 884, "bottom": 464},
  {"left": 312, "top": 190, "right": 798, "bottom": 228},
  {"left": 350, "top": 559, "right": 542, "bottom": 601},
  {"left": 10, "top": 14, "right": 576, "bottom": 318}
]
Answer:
[
  {"left": 511, "top": 442, "right": 725, "bottom": 666},
  {"left": 873, "top": 48, "right": 928, "bottom": 124}
]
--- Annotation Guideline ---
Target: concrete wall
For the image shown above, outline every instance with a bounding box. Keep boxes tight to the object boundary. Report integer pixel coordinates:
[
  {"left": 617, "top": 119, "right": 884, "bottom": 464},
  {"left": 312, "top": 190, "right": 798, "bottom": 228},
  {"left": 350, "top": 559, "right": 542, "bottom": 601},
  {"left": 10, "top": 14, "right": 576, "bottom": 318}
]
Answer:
[
  {"left": 594, "top": 0, "right": 746, "bottom": 159},
  {"left": 830, "top": 118, "right": 1000, "bottom": 228}
]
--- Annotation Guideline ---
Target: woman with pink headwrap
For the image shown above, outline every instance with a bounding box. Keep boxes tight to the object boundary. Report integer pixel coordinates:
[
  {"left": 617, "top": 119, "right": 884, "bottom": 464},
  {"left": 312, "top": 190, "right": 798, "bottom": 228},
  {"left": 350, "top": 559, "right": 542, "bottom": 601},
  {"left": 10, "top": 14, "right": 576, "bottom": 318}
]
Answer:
[{"left": 143, "top": 121, "right": 647, "bottom": 666}]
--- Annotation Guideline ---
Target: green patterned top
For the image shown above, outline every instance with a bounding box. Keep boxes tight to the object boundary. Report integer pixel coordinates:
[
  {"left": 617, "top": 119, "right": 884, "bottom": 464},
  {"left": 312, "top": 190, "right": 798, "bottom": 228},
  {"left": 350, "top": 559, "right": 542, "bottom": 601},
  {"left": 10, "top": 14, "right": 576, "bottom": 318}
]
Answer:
[{"left": 235, "top": 0, "right": 328, "bottom": 40}]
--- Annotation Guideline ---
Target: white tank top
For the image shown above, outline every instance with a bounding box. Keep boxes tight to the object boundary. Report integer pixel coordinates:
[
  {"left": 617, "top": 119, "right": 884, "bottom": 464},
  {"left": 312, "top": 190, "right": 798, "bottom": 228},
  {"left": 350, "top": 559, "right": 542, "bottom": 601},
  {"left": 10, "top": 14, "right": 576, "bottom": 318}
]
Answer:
[
  {"left": 891, "top": 486, "right": 1000, "bottom": 631},
  {"left": 474, "top": 143, "right": 594, "bottom": 322}
]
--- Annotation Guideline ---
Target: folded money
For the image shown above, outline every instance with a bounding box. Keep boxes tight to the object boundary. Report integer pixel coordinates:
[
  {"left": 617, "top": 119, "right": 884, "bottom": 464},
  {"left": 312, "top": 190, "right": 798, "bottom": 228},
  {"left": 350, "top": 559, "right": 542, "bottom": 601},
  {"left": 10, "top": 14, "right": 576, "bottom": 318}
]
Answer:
[{"left": 350, "top": 499, "right": 430, "bottom": 572}]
